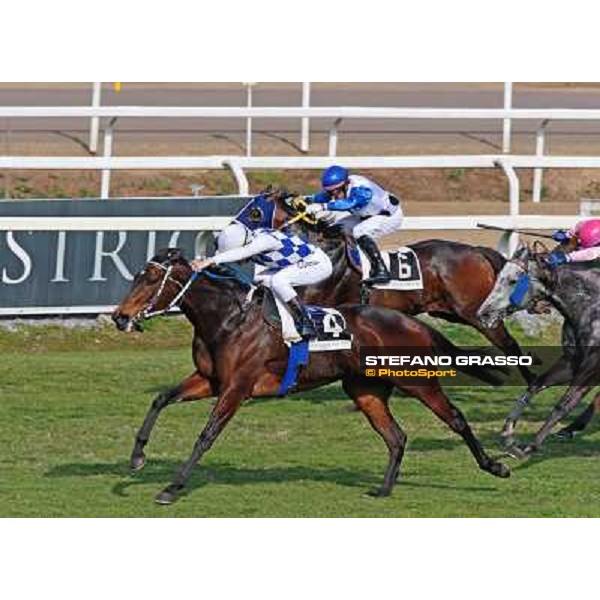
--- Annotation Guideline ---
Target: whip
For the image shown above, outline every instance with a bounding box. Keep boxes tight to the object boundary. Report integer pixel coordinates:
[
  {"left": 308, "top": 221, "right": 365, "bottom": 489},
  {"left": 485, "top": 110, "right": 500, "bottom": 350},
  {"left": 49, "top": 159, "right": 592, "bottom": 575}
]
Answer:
[{"left": 477, "top": 223, "right": 556, "bottom": 240}]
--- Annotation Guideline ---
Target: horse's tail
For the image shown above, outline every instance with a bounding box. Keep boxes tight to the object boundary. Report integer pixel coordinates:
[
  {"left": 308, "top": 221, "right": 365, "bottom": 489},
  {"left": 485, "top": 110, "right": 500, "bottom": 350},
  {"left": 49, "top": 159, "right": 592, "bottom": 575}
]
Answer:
[
  {"left": 430, "top": 328, "right": 508, "bottom": 387},
  {"left": 475, "top": 246, "right": 506, "bottom": 275}
]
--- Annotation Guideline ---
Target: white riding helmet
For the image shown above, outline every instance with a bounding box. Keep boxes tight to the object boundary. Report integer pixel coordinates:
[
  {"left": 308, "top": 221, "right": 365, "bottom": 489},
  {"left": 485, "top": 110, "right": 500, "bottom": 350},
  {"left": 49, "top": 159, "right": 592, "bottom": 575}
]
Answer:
[{"left": 217, "top": 222, "right": 251, "bottom": 253}]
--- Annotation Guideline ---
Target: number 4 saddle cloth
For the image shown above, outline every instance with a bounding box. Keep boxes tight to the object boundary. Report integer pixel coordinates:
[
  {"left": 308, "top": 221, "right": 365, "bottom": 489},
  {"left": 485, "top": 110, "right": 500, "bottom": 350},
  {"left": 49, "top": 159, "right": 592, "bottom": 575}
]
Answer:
[
  {"left": 271, "top": 294, "right": 353, "bottom": 351},
  {"left": 350, "top": 245, "right": 424, "bottom": 291}
]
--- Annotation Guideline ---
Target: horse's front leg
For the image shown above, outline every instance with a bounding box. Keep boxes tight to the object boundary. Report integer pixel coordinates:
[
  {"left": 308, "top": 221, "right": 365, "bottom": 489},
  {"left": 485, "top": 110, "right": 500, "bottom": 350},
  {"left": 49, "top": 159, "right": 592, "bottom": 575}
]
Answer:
[
  {"left": 502, "top": 353, "right": 573, "bottom": 455},
  {"left": 520, "top": 384, "right": 592, "bottom": 455},
  {"left": 156, "top": 384, "right": 247, "bottom": 505},
  {"left": 130, "top": 371, "right": 215, "bottom": 471}
]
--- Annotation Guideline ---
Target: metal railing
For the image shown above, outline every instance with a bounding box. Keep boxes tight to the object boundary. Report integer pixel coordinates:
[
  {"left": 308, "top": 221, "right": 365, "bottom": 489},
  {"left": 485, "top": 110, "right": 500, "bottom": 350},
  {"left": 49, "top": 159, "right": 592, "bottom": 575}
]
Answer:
[{"left": 2, "top": 99, "right": 600, "bottom": 201}]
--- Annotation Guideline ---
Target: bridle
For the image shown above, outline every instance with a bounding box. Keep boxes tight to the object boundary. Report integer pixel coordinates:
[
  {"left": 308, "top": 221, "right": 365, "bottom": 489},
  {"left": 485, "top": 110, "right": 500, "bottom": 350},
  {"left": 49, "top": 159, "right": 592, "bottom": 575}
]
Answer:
[{"left": 136, "top": 260, "right": 198, "bottom": 321}]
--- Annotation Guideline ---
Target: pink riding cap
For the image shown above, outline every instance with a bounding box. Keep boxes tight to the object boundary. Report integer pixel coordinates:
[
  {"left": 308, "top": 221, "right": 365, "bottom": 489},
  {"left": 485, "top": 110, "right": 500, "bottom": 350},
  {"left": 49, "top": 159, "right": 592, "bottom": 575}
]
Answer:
[{"left": 573, "top": 219, "right": 600, "bottom": 248}]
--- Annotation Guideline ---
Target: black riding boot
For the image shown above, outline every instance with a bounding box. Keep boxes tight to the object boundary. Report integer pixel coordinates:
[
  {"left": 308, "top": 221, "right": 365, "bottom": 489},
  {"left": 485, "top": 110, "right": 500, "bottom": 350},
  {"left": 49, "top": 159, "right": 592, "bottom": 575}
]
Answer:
[
  {"left": 357, "top": 235, "right": 391, "bottom": 284},
  {"left": 286, "top": 297, "right": 317, "bottom": 339}
]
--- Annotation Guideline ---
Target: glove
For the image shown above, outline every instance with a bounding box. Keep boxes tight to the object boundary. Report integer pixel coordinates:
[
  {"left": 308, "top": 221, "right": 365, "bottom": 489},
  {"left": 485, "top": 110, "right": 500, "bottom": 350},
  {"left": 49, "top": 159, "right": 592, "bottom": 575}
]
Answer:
[
  {"left": 547, "top": 252, "right": 569, "bottom": 268},
  {"left": 305, "top": 203, "right": 324, "bottom": 216},
  {"left": 552, "top": 230, "right": 570, "bottom": 244}
]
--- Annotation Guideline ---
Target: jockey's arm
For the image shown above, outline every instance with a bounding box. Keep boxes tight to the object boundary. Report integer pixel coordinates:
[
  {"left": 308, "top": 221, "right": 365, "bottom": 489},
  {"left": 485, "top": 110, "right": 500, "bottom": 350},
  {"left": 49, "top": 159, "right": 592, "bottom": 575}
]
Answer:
[
  {"left": 310, "top": 191, "right": 330, "bottom": 203},
  {"left": 327, "top": 186, "right": 372, "bottom": 212},
  {"left": 566, "top": 246, "right": 600, "bottom": 263},
  {"left": 212, "top": 235, "right": 279, "bottom": 265}
]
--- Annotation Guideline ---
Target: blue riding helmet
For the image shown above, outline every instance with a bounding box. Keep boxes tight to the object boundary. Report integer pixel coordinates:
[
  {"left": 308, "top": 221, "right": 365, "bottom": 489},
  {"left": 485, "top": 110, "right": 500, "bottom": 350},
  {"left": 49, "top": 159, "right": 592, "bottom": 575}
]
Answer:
[{"left": 321, "top": 166, "right": 349, "bottom": 190}]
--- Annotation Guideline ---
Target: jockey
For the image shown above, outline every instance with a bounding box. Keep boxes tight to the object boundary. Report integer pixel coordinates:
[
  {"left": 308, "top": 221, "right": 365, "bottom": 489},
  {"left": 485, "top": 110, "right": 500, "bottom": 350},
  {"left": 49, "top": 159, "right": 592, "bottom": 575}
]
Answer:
[
  {"left": 191, "top": 223, "right": 333, "bottom": 338},
  {"left": 549, "top": 218, "right": 600, "bottom": 267},
  {"left": 306, "top": 165, "right": 403, "bottom": 284}
]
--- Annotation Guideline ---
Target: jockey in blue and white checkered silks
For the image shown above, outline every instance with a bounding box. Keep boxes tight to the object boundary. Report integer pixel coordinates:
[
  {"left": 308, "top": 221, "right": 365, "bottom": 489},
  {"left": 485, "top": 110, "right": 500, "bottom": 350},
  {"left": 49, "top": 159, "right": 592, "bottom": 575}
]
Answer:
[
  {"left": 307, "top": 166, "right": 403, "bottom": 284},
  {"left": 191, "top": 223, "right": 333, "bottom": 338}
]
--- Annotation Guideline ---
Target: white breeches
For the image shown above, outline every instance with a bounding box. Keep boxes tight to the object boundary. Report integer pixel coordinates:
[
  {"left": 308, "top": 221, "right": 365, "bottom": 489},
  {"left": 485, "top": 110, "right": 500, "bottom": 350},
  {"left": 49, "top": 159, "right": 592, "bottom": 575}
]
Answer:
[
  {"left": 337, "top": 208, "right": 404, "bottom": 241},
  {"left": 254, "top": 248, "right": 333, "bottom": 302}
]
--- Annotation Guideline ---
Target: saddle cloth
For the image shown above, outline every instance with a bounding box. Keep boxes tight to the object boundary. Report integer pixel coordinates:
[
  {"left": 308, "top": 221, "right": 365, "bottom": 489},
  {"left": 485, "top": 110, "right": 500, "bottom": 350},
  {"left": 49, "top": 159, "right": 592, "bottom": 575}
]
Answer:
[
  {"left": 356, "top": 245, "right": 424, "bottom": 291},
  {"left": 272, "top": 295, "right": 353, "bottom": 351}
]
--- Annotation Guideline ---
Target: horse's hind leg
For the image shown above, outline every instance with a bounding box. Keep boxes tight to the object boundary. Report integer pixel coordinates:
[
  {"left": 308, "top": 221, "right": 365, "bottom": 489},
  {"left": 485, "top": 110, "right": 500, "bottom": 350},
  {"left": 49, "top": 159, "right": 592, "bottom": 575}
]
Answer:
[
  {"left": 556, "top": 393, "right": 600, "bottom": 439},
  {"left": 130, "top": 372, "right": 215, "bottom": 472},
  {"left": 401, "top": 382, "right": 510, "bottom": 479},
  {"left": 342, "top": 376, "right": 406, "bottom": 497},
  {"left": 521, "top": 384, "right": 593, "bottom": 454}
]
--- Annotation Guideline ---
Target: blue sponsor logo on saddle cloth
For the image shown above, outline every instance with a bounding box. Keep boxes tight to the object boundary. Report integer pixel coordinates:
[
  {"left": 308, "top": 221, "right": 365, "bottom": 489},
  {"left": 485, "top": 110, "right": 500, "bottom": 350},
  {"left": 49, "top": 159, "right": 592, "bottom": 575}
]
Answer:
[{"left": 279, "top": 306, "right": 353, "bottom": 396}]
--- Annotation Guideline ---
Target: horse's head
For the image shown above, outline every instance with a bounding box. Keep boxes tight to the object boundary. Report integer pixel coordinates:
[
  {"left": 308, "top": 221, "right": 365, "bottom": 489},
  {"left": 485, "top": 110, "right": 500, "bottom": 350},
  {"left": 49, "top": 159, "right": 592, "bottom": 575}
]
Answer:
[
  {"left": 112, "top": 248, "right": 192, "bottom": 332},
  {"left": 477, "top": 244, "right": 551, "bottom": 328},
  {"left": 238, "top": 186, "right": 320, "bottom": 230}
]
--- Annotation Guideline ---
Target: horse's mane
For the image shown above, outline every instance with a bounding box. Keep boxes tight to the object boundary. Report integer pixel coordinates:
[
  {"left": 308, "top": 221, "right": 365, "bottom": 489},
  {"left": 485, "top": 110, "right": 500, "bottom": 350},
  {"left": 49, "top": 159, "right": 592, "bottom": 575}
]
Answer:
[{"left": 152, "top": 248, "right": 254, "bottom": 292}]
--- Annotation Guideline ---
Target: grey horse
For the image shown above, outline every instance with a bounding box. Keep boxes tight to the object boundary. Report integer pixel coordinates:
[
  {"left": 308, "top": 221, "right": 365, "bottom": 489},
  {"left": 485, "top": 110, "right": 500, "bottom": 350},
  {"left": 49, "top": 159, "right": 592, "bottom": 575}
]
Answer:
[{"left": 477, "top": 245, "right": 600, "bottom": 456}]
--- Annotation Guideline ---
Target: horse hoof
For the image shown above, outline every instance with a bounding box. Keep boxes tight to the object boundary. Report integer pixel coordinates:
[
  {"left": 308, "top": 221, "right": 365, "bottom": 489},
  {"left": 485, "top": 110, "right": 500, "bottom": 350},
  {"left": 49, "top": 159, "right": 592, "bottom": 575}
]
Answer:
[
  {"left": 555, "top": 429, "right": 575, "bottom": 441},
  {"left": 514, "top": 443, "right": 537, "bottom": 458},
  {"left": 488, "top": 461, "right": 511, "bottom": 478},
  {"left": 505, "top": 444, "right": 528, "bottom": 460},
  {"left": 130, "top": 454, "right": 146, "bottom": 472},
  {"left": 155, "top": 485, "right": 180, "bottom": 505},
  {"left": 364, "top": 487, "right": 391, "bottom": 498}
]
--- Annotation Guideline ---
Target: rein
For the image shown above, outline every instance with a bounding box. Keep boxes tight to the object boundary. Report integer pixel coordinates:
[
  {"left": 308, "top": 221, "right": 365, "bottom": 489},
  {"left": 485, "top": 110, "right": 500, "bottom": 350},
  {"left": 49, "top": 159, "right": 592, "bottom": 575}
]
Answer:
[{"left": 138, "top": 260, "right": 255, "bottom": 322}]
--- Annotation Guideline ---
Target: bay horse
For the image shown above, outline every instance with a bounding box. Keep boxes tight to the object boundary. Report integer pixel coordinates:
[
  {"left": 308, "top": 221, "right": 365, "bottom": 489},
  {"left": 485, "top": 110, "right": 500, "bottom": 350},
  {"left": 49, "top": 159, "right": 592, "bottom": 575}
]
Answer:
[
  {"left": 113, "top": 248, "right": 509, "bottom": 504},
  {"left": 478, "top": 245, "right": 600, "bottom": 454},
  {"left": 237, "top": 187, "right": 535, "bottom": 385}
]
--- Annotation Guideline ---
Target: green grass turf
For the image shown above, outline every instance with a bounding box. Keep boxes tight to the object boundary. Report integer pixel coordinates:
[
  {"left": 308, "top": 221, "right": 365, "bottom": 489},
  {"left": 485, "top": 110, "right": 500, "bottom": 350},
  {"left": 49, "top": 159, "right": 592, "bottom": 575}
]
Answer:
[{"left": 1, "top": 317, "right": 599, "bottom": 517}]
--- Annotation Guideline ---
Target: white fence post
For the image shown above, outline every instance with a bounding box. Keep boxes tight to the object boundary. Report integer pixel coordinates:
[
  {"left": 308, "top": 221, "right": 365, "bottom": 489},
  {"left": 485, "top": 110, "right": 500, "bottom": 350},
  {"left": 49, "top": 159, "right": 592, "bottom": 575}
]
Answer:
[
  {"left": 244, "top": 83, "right": 256, "bottom": 157},
  {"left": 223, "top": 159, "right": 250, "bottom": 196},
  {"left": 503, "top": 82, "right": 513, "bottom": 154},
  {"left": 328, "top": 118, "right": 342, "bottom": 157},
  {"left": 89, "top": 82, "right": 101, "bottom": 155},
  {"left": 301, "top": 82, "right": 311, "bottom": 153},
  {"left": 496, "top": 158, "right": 521, "bottom": 255},
  {"left": 532, "top": 119, "right": 550, "bottom": 203},
  {"left": 100, "top": 117, "right": 117, "bottom": 199}
]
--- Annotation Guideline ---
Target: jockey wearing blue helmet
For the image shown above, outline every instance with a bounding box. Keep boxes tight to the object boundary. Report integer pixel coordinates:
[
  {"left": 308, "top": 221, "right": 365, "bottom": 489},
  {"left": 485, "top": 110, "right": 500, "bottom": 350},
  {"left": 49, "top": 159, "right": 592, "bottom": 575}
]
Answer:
[
  {"left": 308, "top": 166, "right": 404, "bottom": 284},
  {"left": 322, "top": 165, "right": 349, "bottom": 189}
]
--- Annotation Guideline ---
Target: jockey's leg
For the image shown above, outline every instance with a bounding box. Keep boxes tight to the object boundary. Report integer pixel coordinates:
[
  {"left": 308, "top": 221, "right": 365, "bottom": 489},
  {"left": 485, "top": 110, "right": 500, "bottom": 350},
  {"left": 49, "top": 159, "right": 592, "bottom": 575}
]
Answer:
[
  {"left": 353, "top": 212, "right": 403, "bottom": 284},
  {"left": 270, "top": 251, "right": 333, "bottom": 338},
  {"left": 354, "top": 232, "right": 391, "bottom": 283}
]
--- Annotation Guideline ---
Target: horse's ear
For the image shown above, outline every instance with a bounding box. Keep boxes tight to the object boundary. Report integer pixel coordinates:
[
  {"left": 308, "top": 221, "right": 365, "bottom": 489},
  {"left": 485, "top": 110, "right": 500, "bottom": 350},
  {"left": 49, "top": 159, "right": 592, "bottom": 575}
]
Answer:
[
  {"left": 259, "top": 184, "right": 273, "bottom": 196},
  {"left": 512, "top": 245, "right": 529, "bottom": 260},
  {"left": 166, "top": 247, "right": 185, "bottom": 261}
]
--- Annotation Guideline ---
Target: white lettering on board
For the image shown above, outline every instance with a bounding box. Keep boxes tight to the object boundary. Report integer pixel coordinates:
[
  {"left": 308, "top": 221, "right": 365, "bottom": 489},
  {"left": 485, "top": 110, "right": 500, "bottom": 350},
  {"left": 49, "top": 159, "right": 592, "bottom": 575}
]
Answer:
[
  {"left": 90, "top": 231, "right": 133, "bottom": 282},
  {"left": 51, "top": 231, "right": 69, "bottom": 283},
  {"left": 1, "top": 232, "right": 33, "bottom": 285}
]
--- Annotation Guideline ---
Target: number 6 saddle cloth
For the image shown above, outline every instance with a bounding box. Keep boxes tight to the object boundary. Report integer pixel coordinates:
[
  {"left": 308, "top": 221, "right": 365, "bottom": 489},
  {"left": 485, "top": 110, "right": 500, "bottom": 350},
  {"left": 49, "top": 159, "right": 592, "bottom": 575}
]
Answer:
[{"left": 354, "top": 246, "right": 424, "bottom": 291}]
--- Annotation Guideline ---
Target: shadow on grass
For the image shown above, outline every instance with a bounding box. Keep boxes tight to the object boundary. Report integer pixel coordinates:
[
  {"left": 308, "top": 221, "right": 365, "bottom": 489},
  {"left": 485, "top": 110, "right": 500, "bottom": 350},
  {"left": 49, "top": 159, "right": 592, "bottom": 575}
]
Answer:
[
  {"left": 44, "top": 459, "right": 500, "bottom": 498},
  {"left": 507, "top": 432, "right": 600, "bottom": 473}
]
